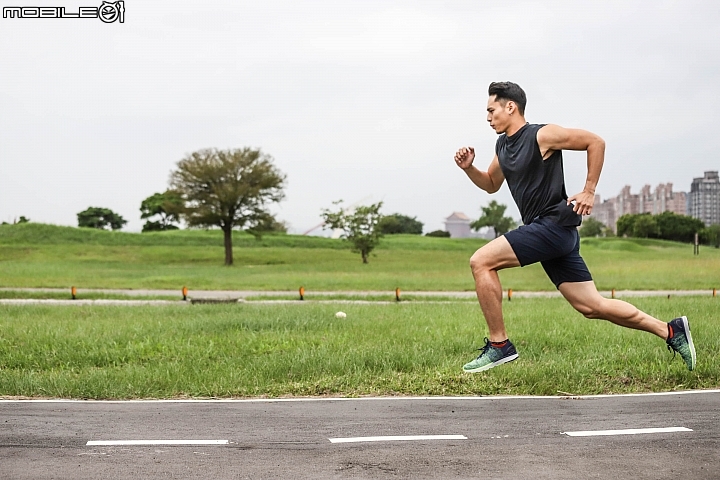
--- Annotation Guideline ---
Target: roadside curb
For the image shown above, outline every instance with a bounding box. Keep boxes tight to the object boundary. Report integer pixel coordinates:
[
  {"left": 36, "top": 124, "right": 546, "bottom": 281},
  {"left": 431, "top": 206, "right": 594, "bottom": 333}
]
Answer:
[{"left": 2, "top": 389, "right": 719, "bottom": 403}]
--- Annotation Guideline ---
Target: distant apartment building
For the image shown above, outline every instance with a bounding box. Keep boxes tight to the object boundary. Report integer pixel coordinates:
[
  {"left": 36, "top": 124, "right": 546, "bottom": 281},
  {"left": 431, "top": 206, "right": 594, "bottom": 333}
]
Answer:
[
  {"left": 590, "top": 195, "right": 618, "bottom": 231},
  {"left": 689, "top": 171, "right": 720, "bottom": 226},
  {"left": 653, "top": 183, "right": 688, "bottom": 215},
  {"left": 589, "top": 183, "right": 687, "bottom": 233}
]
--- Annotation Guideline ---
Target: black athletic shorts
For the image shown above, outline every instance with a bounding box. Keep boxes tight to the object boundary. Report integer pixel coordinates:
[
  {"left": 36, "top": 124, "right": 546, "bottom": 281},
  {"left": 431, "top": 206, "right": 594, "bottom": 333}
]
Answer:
[{"left": 503, "top": 216, "right": 592, "bottom": 289}]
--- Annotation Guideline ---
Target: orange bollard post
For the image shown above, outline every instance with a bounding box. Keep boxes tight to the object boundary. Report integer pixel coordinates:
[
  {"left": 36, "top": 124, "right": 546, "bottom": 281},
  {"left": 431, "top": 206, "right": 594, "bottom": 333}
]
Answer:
[
  {"left": 299, "top": 286, "right": 305, "bottom": 301},
  {"left": 713, "top": 288, "right": 717, "bottom": 298},
  {"left": 71, "top": 286, "right": 77, "bottom": 300},
  {"left": 182, "top": 286, "right": 188, "bottom": 301},
  {"left": 508, "top": 288, "right": 513, "bottom": 301},
  {"left": 611, "top": 288, "right": 615, "bottom": 299},
  {"left": 395, "top": 288, "right": 401, "bottom": 302}
]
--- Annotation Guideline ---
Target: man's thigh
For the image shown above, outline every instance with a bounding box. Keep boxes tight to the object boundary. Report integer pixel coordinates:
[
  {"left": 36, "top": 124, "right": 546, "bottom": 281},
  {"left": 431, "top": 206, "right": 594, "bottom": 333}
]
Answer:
[
  {"left": 540, "top": 225, "right": 593, "bottom": 288},
  {"left": 542, "top": 253, "right": 593, "bottom": 289},
  {"left": 504, "top": 218, "right": 577, "bottom": 266},
  {"left": 471, "top": 235, "right": 521, "bottom": 270}
]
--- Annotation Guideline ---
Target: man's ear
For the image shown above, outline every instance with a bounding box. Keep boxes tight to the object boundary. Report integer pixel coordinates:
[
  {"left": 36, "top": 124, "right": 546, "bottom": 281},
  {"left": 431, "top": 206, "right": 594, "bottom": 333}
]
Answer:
[{"left": 506, "top": 101, "right": 516, "bottom": 115}]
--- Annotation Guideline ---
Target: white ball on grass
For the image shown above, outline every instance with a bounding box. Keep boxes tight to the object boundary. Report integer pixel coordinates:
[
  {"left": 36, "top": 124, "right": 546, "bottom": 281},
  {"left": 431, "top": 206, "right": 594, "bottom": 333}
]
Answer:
[{"left": 335, "top": 311, "right": 347, "bottom": 319}]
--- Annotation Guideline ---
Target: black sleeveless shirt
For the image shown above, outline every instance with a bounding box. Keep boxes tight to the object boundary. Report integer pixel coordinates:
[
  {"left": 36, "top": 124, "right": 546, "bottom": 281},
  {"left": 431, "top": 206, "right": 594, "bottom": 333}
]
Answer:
[{"left": 496, "top": 123, "right": 581, "bottom": 227}]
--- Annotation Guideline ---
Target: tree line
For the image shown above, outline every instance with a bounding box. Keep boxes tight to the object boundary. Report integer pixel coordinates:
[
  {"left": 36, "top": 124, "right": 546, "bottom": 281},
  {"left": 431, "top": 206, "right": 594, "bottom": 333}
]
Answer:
[
  {"left": 66, "top": 147, "right": 434, "bottom": 265},
  {"left": 29, "top": 142, "right": 718, "bottom": 268},
  {"left": 615, "top": 211, "right": 720, "bottom": 246},
  {"left": 12, "top": 143, "right": 717, "bottom": 266},
  {"left": 8, "top": 146, "right": 522, "bottom": 265},
  {"left": 578, "top": 212, "right": 720, "bottom": 247}
]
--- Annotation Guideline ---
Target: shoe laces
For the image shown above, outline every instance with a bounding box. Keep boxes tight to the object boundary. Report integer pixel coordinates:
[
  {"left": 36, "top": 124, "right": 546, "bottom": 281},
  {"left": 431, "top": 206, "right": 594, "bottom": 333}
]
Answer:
[{"left": 475, "top": 337, "right": 493, "bottom": 358}]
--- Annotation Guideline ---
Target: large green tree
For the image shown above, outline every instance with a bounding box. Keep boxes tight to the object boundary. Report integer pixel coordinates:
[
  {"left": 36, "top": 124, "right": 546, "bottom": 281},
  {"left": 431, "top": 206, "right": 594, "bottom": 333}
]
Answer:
[
  {"left": 140, "top": 190, "right": 184, "bottom": 232},
  {"left": 616, "top": 213, "right": 639, "bottom": 237},
  {"left": 77, "top": 207, "right": 127, "bottom": 231},
  {"left": 632, "top": 214, "right": 659, "bottom": 238},
  {"left": 321, "top": 201, "right": 384, "bottom": 264},
  {"left": 170, "top": 148, "right": 286, "bottom": 266},
  {"left": 470, "top": 200, "right": 516, "bottom": 238},
  {"left": 654, "top": 211, "right": 705, "bottom": 243}
]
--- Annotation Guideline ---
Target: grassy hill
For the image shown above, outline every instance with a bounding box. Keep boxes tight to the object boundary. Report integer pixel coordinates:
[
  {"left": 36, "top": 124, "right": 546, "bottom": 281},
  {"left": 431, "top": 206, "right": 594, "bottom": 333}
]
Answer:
[{"left": 1, "top": 223, "right": 718, "bottom": 291}]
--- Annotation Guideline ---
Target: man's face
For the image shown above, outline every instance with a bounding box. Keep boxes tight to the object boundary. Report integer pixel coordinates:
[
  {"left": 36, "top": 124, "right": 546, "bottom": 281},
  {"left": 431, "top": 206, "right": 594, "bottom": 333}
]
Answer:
[{"left": 486, "top": 95, "right": 512, "bottom": 134}]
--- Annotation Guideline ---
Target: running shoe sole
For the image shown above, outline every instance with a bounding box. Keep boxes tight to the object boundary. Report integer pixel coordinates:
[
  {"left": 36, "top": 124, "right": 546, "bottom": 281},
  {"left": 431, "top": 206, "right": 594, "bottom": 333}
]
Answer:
[{"left": 679, "top": 315, "right": 697, "bottom": 370}]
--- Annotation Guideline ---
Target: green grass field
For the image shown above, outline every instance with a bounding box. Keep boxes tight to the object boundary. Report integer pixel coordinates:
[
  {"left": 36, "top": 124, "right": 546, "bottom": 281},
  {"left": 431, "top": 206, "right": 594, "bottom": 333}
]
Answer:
[
  {"left": 2, "top": 224, "right": 716, "bottom": 400},
  {"left": 0, "top": 297, "right": 716, "bottom": 399},
  {"left": 1, "top": 223, "right": 719, "bottom": 291}
]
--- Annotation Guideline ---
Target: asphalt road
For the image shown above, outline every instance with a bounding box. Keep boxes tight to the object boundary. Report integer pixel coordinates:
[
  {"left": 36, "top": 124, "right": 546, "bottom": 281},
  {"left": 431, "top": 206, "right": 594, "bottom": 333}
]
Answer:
[{"left": 2, "top": 391, "right": 719, "bottom": 479}]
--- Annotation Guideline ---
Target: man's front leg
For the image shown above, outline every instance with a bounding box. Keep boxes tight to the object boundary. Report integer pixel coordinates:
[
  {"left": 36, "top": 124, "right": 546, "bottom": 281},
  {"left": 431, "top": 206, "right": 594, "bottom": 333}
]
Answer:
[
  {"left": 464, "top": 236, "right": 522, "bottom": 373},
  {"left": 469, "top": 236, "right": 521, "bottom": 342}
]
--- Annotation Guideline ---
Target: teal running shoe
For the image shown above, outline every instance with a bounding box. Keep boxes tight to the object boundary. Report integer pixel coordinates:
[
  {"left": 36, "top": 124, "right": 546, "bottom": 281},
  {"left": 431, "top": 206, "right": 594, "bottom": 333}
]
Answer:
[
  {"left": 463, "top": 338, "right": 518, "bottom": 373},
  {"left": 666, "top": 316, "right": 696, "bottom": 371}
]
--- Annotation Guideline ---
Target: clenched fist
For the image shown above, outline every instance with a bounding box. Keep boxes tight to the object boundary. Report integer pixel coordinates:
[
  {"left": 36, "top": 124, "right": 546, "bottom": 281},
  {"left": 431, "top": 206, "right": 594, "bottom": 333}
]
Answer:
[{"left": 454, "top": 147, "right": 475, "bottom": 170}]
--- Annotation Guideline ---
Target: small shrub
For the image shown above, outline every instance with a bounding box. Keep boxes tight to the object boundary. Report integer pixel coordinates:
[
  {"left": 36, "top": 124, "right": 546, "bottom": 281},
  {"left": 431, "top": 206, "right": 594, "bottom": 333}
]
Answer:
[{"left": 425, "top": 230, "right": 450, "bottom": 238}]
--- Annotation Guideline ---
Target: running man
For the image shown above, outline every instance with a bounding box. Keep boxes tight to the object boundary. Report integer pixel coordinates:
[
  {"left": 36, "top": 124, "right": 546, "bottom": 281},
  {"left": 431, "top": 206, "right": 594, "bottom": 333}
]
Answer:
[{"left": 454, "top": 81, "right": 696, "bottom": 373}]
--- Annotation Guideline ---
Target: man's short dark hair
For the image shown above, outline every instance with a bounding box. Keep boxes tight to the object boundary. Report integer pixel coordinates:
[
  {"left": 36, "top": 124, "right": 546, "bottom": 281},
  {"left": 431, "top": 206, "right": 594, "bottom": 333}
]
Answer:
[{"left": 488, "top": 82, "right": 527, "bottom": 115}]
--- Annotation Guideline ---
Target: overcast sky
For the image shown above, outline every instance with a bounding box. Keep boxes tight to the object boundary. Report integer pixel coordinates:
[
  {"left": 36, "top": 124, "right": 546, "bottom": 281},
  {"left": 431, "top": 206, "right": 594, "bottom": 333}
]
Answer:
[{"left": 1, "top": 0, "right": 719, "bottom": 233}]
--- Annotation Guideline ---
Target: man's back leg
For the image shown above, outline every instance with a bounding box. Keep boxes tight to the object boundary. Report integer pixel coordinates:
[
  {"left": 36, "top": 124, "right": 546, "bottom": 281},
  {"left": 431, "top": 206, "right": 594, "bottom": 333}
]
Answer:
[{"left": 559, "top": 281, "right": 696, "bottom": 370}]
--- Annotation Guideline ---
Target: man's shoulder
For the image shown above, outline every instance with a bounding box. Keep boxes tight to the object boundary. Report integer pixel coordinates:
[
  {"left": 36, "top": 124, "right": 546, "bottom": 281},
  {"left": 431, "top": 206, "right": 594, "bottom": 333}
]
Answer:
[
  {"left": 516, "top": 123, "right": 545, "bottom": 144},
  {"left": 530, "top": 123, "right": 550, "bottom": 143},
  {"left": 516, "top": 123, "right": 545, "bottom": 139}
]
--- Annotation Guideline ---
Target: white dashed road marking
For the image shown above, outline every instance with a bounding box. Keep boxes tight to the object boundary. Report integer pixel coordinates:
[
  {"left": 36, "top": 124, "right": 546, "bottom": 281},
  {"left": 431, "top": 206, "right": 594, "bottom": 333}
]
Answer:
[
  {"left": 329, "top": 435, "right": 467, "bottom": 444},
  {"left": 86, "top": 440, "right": 229, "bottom": 446},
  {"left": 562, "top": 427, "right": 693, "bottom": 437}
]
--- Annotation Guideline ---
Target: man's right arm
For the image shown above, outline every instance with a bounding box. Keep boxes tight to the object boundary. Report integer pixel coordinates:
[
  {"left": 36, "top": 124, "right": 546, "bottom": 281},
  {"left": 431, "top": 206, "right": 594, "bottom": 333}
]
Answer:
[{"left": 454, "top": 147, "right": 504, "bottom": 193}]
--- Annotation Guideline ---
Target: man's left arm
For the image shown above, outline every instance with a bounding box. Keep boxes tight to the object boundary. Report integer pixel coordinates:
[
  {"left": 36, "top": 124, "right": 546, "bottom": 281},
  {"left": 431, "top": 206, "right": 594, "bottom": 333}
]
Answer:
[{"left": 536, "top": 124, "right": 605, "bottom": 215}]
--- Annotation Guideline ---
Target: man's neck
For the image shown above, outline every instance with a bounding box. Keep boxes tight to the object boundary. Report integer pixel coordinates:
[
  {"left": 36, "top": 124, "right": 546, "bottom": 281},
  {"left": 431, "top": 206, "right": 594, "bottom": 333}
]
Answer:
[{"left": 505, "top": 117, "right": 528, "bottom": 137}]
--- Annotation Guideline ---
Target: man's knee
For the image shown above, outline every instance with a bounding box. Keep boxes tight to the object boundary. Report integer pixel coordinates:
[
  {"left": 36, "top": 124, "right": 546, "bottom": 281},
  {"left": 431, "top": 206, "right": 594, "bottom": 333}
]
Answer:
[
  {"left": 469, "top": 237, "right": 520, "bottom": 273},
  {"left": 469, "top": 250, "right": 491, "bottom": 273}
]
